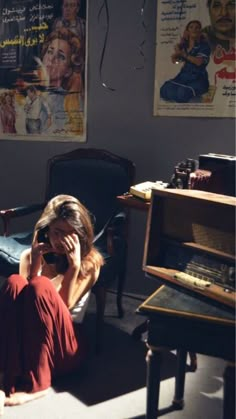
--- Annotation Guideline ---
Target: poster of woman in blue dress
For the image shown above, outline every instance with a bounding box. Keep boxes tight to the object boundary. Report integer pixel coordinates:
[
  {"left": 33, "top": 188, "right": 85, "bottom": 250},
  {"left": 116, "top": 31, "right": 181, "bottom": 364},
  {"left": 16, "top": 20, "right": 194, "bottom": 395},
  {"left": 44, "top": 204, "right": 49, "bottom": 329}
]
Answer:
[
  {"left": 154, "top": 0, "right": 235, "bottom": 118},
  {"left": 160, "top": 20, "right": 211, "bottom": 103}
]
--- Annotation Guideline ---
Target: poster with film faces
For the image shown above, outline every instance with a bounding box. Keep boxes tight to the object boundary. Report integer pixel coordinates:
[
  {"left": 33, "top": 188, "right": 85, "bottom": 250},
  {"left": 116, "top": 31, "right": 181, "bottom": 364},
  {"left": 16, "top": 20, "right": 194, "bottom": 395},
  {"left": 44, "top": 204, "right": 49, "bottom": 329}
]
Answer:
[
  {"left": 0, "top": 0, "right": 87, "bottom": 141},
  {"left": 154, "top": 0, "right": 235, "bottom": 117}
]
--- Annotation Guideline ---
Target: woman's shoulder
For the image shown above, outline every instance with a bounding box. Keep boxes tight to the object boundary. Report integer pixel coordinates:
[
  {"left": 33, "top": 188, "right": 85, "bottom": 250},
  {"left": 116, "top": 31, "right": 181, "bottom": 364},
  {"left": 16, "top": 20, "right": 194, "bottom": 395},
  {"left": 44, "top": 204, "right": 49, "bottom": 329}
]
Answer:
[
  {"left": 199, "top": 38, "right": 211, "bottom": 54},
  {"left": 80, "top": 247, "right": 104, "bottom": 278},
  {"left": 194, "top": 38, "right": 211, "bottom": 54},
  {"left": 89, "top": 247, "right": 104, "bottom": 268}
]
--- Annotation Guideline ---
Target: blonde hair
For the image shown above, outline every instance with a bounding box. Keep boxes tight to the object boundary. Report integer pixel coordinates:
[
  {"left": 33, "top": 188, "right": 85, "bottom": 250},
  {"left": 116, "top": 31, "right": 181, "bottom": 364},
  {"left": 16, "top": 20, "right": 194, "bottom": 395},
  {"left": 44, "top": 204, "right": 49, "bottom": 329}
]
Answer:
[
  {"left": 34, "top": 194, "right": 104, "bottom": 277},
  {"left": 41, "top": 28, "right": 83, "bottom": 84}
]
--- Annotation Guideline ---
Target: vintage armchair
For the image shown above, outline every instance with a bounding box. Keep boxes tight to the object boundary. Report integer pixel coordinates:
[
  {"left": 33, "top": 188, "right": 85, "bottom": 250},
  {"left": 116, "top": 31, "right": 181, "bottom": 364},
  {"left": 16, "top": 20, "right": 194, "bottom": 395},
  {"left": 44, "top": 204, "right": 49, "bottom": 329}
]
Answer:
[{"left": 0, "top": 148, "right": 136, "bottom": 351}]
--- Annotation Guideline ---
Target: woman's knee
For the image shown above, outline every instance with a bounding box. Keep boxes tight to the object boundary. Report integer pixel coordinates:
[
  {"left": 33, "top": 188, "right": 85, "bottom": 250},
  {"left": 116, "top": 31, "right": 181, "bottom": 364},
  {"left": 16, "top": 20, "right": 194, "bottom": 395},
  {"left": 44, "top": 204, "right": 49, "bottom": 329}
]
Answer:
[
  {"left": 176, "top": 87, "right": 193, "bottom": 103},
  {"left": 27, "top": 276, "right": 57, "bottom": 299},
  {"left": 6, "top": 274, "right": 28, "bottom": 295},
  {"left": 160, "top": 82, "right": 170, "bottom": 100},
  {"left": 160, "top": 81, "right": 175, "bottom": 101},
  {"left": 8, "top": 274, "right": 26, "bottom": 284}
]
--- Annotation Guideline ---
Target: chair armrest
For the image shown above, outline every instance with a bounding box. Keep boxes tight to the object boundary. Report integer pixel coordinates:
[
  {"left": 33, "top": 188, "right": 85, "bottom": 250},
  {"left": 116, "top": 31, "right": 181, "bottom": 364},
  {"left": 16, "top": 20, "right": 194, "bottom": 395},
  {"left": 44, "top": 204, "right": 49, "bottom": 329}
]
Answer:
[
  {"left": 105, "top": 211, "right": 127, "bottom": 255},
  {"left": 0, "top": 202, "right": 46, "bottom": 236},
  {"left": 109, "top": 211, "right": 126, "bottom": 226},
  {"left": 93, "top": 210, "right": 128, "bottom": 256}
]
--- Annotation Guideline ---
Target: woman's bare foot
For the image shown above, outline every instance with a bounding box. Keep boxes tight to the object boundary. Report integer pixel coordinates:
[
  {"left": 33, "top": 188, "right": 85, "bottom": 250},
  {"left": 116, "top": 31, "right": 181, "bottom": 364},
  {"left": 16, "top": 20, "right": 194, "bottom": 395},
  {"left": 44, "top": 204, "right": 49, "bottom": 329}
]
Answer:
[
  {"left": 4, "top": 389, "right": 49, "bottom": 406},
  {"left": 0, "top": 390, "right": 5, "bottom": 416}
]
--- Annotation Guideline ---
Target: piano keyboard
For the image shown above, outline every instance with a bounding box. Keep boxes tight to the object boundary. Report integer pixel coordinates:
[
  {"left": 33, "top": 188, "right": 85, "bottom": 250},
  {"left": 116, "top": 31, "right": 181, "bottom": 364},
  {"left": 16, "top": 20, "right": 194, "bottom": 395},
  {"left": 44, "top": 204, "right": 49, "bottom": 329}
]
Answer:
[{"left": 174, "top": 272, "right": 212, "bottom": 290}]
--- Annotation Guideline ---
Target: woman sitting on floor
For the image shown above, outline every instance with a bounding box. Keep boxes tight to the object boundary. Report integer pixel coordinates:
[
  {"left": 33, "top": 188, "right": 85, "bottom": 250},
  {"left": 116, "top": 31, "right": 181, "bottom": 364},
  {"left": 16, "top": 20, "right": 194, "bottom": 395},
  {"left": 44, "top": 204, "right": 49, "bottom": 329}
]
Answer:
[
  {"left": 0, "top": 194, "right": 104, "bottom": 414},
  {"left": 160, "top": 20, "right": 211, "bottom": 103}
]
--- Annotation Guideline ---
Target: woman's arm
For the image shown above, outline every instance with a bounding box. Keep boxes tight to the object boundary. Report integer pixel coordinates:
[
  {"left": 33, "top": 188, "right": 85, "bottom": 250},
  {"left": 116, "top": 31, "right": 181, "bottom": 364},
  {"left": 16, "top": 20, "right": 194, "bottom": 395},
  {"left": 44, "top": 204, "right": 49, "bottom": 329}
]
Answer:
[
  {"left": 59, "top": 264, "right": 100, "bottom": 309},
  {"left": 58, "top": 233, "right": 81, "bottom": 308},
  {"left": 19, "top": 233, "right": 52, "bottom": 280},
  {"left": 173, "top": 44, "right": 204, "bottom": 66},
  {"left": 19, "top": 248, "right": 31, "bottom": 279},
  {"left": 181, "top": 51, "right": 204, "bottom": 66},
  {"left": 58, "top": 234, "right": 101, "bottom": 309}
]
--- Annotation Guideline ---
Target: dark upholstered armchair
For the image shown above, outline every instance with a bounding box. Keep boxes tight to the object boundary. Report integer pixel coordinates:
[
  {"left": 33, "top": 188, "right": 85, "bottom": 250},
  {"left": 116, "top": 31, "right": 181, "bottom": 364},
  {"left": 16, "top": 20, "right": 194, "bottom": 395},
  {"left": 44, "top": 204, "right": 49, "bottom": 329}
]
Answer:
[{"left": 0, "top": 148, "right": 136, "bottom": 351}]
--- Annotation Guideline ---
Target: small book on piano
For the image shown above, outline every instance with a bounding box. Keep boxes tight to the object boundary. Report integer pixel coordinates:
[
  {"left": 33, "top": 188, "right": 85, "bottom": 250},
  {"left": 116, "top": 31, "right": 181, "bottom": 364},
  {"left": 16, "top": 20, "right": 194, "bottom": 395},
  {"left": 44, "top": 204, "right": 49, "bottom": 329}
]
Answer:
[{"left": 130, "top": 181, "right": 168, "bottom": 200}]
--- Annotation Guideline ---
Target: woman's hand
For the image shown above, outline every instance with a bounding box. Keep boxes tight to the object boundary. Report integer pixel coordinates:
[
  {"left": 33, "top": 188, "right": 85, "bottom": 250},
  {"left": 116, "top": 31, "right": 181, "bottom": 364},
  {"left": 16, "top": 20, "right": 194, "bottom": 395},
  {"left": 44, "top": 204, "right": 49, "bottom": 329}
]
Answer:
[
  {"left": 61, "top": 233, "right": 81, "bottom": 270},
  {"left": 175, "top": 45, "right": 188, "bottom": 59},
  {"left": 171, "top": 44, "right": 185, "bottom": 63},
  {"left": 30, "top": 235, "right": 52, "bottom": 277},
  {"left": 174, "top": 44, "right": 182, "bottom": 54},
  {"left": 171, "top": 52, "right": 180, "bottom": 63},
  {"left": 58, "top": 234, "right": 81, "bottom": 308}
]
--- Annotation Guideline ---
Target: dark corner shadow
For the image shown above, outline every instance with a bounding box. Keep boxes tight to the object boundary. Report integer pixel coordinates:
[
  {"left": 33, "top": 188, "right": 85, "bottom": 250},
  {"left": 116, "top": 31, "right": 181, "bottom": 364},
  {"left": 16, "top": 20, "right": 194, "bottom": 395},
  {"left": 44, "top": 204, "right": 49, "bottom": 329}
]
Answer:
[
  {"left": 127, "top": 383, "right": 224, "bottom": 419},
  {"left": 158, "top": 404, "right": 183, "bottom": 416},
  {"left": 127, "top": 415, "right": 145, "bottom": 419},
  {"left": 52, "top": 315, "right": 187, "bottom": 407},
  {"left": 156, "top": 385, "right": 224, "bottom": 417},
  {"left": 53, "top": 290, "right": 198, "bottom": 407},
  {"left": 127, "top": 410, "right": 178, "bottom": 419}
]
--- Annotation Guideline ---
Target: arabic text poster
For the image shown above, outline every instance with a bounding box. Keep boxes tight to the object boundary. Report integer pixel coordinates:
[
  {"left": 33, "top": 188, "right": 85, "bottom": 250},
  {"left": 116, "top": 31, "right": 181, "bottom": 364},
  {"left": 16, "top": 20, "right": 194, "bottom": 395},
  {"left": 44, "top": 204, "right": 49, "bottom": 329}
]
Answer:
[
  {"left": 154, "top": 0, "right": 235, "bottom": 117},
  {"left": 0, "top": 0, "right": 87, "bottom": 141}
]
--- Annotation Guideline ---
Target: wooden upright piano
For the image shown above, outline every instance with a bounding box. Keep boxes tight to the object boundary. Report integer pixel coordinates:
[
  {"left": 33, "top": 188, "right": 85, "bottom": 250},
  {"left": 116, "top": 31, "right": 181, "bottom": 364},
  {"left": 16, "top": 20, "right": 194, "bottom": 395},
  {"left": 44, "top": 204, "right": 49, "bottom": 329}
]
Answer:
[
  {"left": 138, "top": 188, "right": 235, "bottom": 419},
  {"left": 143, "top": 188, "right": 235, "bottom": 309}
]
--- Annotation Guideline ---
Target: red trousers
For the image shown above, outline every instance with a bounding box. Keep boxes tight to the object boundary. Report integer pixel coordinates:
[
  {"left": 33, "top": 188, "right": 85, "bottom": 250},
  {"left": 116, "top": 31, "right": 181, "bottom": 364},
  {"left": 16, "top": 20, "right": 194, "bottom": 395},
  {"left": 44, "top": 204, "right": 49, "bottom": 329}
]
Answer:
[{"left": 0, "top": 275, "right": 86, "bottom": 395}]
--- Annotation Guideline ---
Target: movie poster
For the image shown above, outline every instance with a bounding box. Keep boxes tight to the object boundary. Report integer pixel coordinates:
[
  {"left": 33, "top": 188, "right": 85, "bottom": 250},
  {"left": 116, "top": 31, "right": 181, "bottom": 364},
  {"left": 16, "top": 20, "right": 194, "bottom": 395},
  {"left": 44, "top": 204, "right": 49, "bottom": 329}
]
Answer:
[
  {"left": 0, "top": 0, "right": 87, "bottom": 141},
  {"left": 154, "top": 0, "right": 235, "bottom": 117}
]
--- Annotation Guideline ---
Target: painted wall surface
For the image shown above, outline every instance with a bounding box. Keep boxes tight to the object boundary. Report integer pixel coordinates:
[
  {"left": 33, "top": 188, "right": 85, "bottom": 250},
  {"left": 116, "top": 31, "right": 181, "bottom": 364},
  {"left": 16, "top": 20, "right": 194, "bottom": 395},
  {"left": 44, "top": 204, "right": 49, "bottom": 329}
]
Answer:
[{"left": 0, "top": 0, "right": 235, "bottom": 295}]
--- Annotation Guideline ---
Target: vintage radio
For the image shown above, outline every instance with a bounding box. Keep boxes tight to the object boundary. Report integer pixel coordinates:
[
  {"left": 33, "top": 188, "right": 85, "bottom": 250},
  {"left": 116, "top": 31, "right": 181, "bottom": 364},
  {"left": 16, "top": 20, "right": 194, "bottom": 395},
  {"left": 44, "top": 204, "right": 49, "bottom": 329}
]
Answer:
[{"left": 143, "top": 188, "right": 236, "bottom": 309}]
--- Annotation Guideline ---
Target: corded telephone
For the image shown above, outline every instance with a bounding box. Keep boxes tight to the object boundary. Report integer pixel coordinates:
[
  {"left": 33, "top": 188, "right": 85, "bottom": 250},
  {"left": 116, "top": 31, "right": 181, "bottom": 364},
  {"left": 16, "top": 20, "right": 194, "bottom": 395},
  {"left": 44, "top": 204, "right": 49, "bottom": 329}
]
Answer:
[
  {"left": 129, "top": 181, "right": 168, "bottom": 200},
  {"left": 37, "top": 227, "right": 57, "bottom": 264},
  {"left": 37, "top": 228, "right": 71, "bottom": 271},
  {"left": 37, "top": 227, "right": 49, "bottom": 244}
]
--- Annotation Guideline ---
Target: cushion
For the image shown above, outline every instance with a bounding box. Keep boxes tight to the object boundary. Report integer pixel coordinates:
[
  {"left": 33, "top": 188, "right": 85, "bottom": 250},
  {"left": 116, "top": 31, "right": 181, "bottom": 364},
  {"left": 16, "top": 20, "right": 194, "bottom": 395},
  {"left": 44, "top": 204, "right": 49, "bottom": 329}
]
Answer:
[{"left": 0, "top": 231, "right": 33, "bottom": 276}]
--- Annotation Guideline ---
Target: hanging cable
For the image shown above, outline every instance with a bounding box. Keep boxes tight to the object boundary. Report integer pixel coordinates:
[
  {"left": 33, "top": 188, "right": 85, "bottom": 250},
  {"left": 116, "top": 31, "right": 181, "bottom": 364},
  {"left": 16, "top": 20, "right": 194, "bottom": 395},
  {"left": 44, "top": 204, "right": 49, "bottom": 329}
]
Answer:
[
  {"left": 98, "top": 0, "right": 115, "bottom": 91},
  {"left": 134, "top": 0, "right": 148, "bottom": 70},
  {"left": 140, "top": 0, "right": 148, "bottom": 31}
]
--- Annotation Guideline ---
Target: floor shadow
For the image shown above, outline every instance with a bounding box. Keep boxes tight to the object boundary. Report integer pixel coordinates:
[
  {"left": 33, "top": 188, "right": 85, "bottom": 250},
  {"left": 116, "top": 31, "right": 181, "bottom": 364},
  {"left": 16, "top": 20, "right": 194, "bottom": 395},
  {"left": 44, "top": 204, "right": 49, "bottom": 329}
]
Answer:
[
  {"left": 128, "top": 416, "right": 146, "bottom": 419},
  {"left": 53, "top": 321, "right": 188, "bottom": 406},
  {"left": 53, "top": 293, "right": 197, "bottom": 406}
]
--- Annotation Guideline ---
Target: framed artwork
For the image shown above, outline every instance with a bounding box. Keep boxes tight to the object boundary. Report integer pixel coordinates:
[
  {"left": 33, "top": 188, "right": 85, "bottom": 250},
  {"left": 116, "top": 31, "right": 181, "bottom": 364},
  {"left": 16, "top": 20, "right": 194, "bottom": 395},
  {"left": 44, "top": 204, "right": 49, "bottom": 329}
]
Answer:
[
  {"left": 153, "top": 0, "right": 235, "bottom": 118},
  {"left": 0, "top": 0, "right": 87, "bottom": 141}
]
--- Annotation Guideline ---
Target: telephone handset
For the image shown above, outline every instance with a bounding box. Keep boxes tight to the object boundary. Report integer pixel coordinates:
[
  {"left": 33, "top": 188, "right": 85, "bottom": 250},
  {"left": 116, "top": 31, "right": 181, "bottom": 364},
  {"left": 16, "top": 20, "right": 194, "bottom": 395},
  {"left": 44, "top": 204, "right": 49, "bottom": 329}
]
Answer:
[
  {"left": 37, "top": 227, "right": 50, "bottom": 244},
  {"left": 37, "top": 227, "right": 68, "bottom": 270},
  {"left": 37, "top": 227, "right": 56, "bottom": 264}
]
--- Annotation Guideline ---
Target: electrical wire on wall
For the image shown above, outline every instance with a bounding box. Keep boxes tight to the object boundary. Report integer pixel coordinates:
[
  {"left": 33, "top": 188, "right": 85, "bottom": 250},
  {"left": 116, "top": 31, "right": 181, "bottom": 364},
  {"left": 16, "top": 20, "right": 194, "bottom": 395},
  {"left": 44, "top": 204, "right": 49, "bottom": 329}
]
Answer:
[
  {"left": 97, "top": 0, "right": 186, "bottom": 90},
  {"left": 98, "top": 0, "right": 115, "bottom": 91},
  {"left": 98, "top": 0, "right": 150, "bottom": 89},
  {"left": 134, "top": 0, "right": 148, "bottom": 70},
  {"left": 134, "top": 0, "right": 185, "bottom": 70}
]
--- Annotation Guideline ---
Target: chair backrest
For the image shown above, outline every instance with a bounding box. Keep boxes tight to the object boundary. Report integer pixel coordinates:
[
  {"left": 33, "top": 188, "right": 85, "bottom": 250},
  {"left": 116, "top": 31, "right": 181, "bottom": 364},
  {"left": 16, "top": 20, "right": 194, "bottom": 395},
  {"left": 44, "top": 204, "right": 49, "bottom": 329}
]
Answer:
[{"left": 45, "top": 148, "right": 136, "bottom": 234}]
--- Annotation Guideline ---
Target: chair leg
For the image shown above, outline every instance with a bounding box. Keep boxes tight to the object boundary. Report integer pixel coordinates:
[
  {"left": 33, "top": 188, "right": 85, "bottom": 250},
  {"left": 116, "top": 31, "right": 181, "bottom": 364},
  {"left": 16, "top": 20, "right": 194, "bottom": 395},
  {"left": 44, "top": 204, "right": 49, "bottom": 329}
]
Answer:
[
  {"left": 189, "top": 352, "right": 197, "bottom": 371},
  {"left": 116, "top": 252, "right": 127, "bottom": 318},
  {"left": 94, "top": 286, "right": 106, "bottom": 354}
]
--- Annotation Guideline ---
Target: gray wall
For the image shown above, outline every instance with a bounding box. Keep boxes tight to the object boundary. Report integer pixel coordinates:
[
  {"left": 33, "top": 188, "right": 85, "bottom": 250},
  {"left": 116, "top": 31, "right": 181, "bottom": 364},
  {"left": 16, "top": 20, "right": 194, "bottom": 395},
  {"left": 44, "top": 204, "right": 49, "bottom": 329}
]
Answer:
[{"left": 0, "top": 0, "right": 235, "bottom": 295}]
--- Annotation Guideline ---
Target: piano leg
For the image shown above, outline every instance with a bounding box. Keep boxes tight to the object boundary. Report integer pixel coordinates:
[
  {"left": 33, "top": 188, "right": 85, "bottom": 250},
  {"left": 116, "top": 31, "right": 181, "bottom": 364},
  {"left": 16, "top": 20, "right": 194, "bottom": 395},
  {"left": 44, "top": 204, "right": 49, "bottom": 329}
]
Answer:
[
  {"left": 132, "top": 322, "right": 198, "bottom": 373},
  {"left": 146, "top": 346, "right": 162, "bottom": 419},
  {"left": 223, "top": 361, "right": 235, "bottom": 419},
  {"left": 172, "top": 349, "right": 187, "bottom": 409},
  {"left": 189, "top": 351, "right": 198, "bottom": 371}
]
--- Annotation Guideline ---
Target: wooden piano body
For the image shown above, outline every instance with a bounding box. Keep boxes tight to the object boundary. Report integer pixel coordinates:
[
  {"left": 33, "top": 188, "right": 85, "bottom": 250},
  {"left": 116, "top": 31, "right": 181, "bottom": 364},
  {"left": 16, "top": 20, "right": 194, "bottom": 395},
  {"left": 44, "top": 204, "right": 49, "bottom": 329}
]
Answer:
[{"left": 143, "top": 188, "right": 236, "bottom": 309}]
